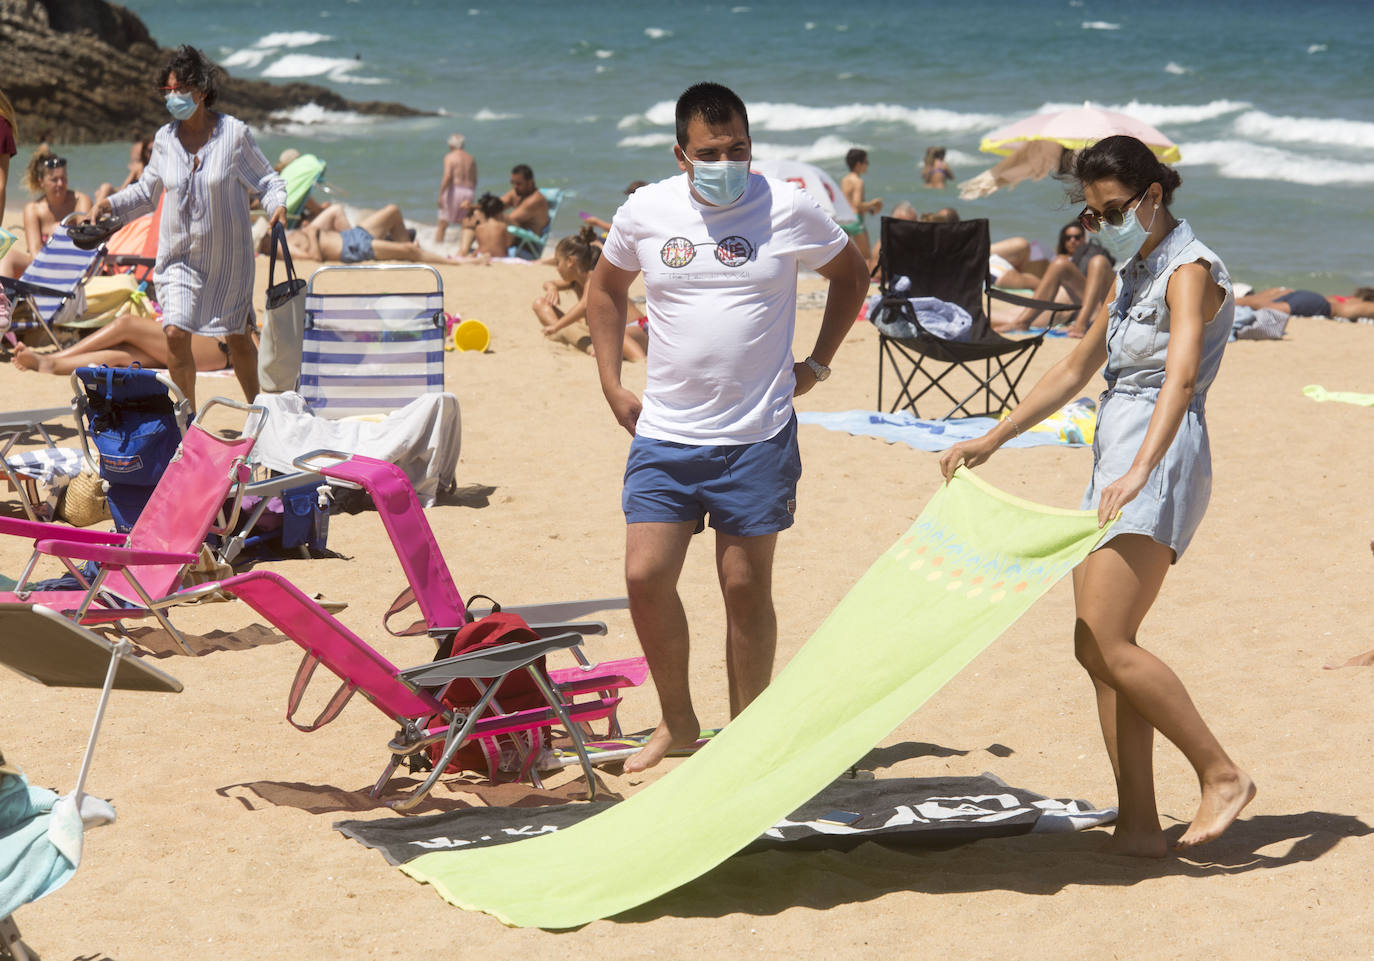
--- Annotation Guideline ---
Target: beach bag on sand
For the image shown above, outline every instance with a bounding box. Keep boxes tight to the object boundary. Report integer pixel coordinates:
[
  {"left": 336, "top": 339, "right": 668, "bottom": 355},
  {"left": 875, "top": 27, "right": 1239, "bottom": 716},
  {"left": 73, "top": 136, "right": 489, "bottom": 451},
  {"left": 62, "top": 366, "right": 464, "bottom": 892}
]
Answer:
[
  {"left": 419, "top": 603, "right": 547, "bottom": 777},
  {"left": 258, "top": 222, "right": 307, "bottom": 393}
]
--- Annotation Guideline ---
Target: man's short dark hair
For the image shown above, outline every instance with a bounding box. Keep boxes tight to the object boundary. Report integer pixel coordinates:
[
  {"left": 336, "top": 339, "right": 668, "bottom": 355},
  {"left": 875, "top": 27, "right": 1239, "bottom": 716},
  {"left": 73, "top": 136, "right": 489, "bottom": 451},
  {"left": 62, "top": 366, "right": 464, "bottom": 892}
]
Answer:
[
  {"left": 511, "top": 164, "right": 534, "bottom": 181},
  {"left": 675, "top": 82, "right": 749, "bottom": 149},
  {"left": 845, "top": 148, "right": 868, "bottom": 171},
  {"left": 160, "top": 45, "right": 220, "bottom": 108}
]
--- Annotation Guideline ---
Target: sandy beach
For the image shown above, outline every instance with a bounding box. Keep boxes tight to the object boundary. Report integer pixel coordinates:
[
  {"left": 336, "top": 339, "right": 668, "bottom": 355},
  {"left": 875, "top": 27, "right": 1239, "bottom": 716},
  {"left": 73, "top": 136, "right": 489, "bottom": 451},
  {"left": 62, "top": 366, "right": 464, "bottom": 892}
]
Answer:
[{"left": 3, "top": 227, "right": 1373, "bottom": 959}]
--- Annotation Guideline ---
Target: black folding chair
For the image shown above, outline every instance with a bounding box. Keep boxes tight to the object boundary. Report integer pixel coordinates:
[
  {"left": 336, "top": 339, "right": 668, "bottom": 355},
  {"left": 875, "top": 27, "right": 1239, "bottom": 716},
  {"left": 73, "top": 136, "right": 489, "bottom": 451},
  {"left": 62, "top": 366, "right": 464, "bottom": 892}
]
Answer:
[{"left": 874, "top": 217, "right": 1078, "bottom": 418}]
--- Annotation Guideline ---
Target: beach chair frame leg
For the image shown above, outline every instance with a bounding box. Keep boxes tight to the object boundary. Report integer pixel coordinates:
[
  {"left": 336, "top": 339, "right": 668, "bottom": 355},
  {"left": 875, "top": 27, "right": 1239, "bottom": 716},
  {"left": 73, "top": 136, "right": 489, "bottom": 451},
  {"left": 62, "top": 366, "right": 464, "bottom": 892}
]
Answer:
[
  {"left": 389, "top": 679, "right": 510, "bottom": 812},
  {"left": 526, "top": 666, "right": 598, "bottom": 800}
]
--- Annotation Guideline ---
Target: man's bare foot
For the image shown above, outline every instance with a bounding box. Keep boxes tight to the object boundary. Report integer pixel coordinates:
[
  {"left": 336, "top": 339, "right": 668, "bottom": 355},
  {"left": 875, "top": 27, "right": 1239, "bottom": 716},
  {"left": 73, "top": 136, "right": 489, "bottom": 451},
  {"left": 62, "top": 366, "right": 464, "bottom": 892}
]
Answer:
[
  {"left": 1175, "top": 769, "right": 1256, "bottom": 849},
  {"left": 1325, "top": 649, "right": 1374, "bottom": 669},
  {"left": 623, "top": 716, "right": 700, "bottom": 773},
  {"left": 1108, "top": 827, "right": 1169, "bottom": 858}
]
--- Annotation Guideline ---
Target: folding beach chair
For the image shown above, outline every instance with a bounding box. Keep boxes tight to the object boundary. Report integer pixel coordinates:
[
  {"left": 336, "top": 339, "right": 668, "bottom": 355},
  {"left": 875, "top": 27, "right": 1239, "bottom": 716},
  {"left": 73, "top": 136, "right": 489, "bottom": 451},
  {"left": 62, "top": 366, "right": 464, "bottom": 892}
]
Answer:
[
  {"left": 0, "top": 224, "right": 106, "bottom": 348},
  {"left": 298, "top": 450, "right": 647, "bottom": 736},
  {"left": 875, "top": 217, "right": 1079, "bottom": 419},
  {"left": 0, "top": 407, "right": 81, "bottom": 521},
  {"left": 281, "top": 153, "right": 329, "bottom": 228},
  {"left": 0, "top": 604, "right": 181, "bottom": 961},
  {"left": 299, "top": 264, "right": 445, "bottom": 419},
  {"left": 200, "top": 568, "right": 618, "bottom": 810},
  {"left": 507, "top": 187, "right": 563, "bottom": 260},
  {"left": 0, "top": 398, "right": 268, "bottom": 654},
  {"left": 101, "top": 194, "right": 163, "bottom": 287}
]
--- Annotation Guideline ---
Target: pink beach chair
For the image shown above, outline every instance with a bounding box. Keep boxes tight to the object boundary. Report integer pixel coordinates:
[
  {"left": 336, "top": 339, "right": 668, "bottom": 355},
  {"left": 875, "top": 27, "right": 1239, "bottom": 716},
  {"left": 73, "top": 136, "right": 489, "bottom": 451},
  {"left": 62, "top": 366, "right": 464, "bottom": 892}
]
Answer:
[
  {"left": 301, "top": 451, "right": 649, "bottom": 733},
  {"left": 205, "top": 567, "right": 616, "bottom": 809},
  {"left": 0, "top": 398, "right": 268, "bottom": 654}
]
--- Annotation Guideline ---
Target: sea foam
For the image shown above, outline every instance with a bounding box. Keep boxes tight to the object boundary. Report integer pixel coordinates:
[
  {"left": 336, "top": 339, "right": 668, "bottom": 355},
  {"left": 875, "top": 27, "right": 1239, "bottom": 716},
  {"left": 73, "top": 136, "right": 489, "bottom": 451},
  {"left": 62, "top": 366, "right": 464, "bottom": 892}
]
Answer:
[
  {"left": 750, "top": 135, "right": 855, "bottom": 163},
  {"left": 268, "top": 103, "right": 372, "bottom": 134},
  {"left": 255, "top": 31, "right": 332, "bottom": 49},
  {"left": 620, "top": 100, "right": 1005, "bottom": 134},
  {"left": 1176, "top": 140, "right": 1374, "bottom": 185},
  {"left": 1082, "top": 21, "right": 1120, "bottom": 30},
  {"left": 1234, "top": 110, "right": 1374, "bottom": 150}
]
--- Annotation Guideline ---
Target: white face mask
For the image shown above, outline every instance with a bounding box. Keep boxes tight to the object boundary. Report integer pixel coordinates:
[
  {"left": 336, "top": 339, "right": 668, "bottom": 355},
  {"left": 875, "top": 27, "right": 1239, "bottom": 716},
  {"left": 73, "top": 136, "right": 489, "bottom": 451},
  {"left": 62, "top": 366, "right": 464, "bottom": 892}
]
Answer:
[
  {"left": 688, "top": 157, "right": 750, "bottom": 207},
  {"left": 1097, "top": 194, "right": 1158, "bottom": 262}
]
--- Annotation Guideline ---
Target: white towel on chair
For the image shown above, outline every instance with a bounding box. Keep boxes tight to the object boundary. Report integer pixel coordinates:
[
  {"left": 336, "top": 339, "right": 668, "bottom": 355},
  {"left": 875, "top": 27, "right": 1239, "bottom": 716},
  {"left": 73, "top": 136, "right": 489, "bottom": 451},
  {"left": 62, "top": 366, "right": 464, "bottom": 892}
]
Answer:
[{"left": 250, "top": 392, "right": 460, "bottom": 507}]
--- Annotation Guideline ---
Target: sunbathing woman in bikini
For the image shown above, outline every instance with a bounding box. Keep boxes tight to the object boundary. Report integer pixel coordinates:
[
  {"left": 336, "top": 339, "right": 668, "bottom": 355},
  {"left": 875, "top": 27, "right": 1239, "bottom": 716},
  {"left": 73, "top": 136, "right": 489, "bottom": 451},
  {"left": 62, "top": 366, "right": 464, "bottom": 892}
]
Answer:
[{"left": 12, "top": 311, "right": 230, "bottom": 374}]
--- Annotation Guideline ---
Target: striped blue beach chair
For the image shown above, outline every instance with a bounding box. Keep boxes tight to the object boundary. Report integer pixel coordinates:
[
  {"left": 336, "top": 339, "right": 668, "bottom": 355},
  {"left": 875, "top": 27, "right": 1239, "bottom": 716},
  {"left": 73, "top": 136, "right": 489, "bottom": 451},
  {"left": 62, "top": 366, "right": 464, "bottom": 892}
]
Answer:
[
  {"left": 299, "top": 264, "right": 446, "bottom": 419},
  {"left": 0, "top": 224, "right": 106, "bottom": 348}
]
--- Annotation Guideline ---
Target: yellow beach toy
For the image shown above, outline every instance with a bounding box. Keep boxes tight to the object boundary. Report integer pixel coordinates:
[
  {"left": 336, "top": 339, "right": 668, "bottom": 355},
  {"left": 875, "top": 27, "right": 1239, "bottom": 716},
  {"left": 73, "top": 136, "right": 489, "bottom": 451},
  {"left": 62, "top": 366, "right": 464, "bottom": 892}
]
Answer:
[{"left": 452, "top": 318, "right": 490, "bottom": 352}]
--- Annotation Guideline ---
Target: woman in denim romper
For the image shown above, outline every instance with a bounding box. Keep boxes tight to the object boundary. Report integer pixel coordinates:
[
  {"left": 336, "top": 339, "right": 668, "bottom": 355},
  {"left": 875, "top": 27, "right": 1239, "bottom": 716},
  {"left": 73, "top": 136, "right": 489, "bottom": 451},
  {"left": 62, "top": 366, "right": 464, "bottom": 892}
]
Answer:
[{"left": 940, "top": 136, "right": 1254, "bottom": 857}]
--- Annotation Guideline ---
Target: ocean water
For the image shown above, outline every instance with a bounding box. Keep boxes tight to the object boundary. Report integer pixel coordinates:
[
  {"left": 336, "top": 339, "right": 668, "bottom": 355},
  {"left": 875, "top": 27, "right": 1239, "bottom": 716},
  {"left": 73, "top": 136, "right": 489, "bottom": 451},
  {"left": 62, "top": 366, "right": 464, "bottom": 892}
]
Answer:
[{"left": 50, "top": 0, "right": 1374, "bottom": 290}]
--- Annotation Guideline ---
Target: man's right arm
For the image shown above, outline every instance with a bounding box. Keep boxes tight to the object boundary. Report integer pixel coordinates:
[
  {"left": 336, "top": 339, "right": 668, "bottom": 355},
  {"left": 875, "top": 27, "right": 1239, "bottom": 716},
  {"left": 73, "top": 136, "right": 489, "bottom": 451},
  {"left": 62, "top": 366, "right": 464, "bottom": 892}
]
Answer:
[{"left": 586, "top": 257, "right": 642, "bottom": 435}]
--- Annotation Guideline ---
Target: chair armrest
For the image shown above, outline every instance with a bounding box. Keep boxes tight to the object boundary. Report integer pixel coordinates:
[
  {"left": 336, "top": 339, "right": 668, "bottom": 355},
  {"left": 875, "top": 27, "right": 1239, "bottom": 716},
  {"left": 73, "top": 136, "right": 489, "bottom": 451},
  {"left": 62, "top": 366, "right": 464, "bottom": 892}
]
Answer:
[
  {"left": 988, "top": 288, "right": 1080, "bottom": 313},
  {"left": 34, "top": 538, "right": 197, "bottom": 568},
  {"left": 108, "top": 255, "right": 155, "bottom": 268},
  {"left": 7, "top": 277, "right": 69, "bottom": 299},
  {"left": 399, "top": 632, "right": 584, "bottom": 687},
  {"left": 0, "top": 517, "right": 126, "bottom": 545}
]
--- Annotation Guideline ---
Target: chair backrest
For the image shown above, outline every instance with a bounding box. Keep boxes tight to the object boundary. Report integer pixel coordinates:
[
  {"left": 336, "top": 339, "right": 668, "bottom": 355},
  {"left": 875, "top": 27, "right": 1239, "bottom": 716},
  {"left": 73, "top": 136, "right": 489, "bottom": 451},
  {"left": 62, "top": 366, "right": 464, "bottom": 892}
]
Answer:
[
  {"left": 281, "top": 154, "right": 327, "bottom": 227},
  {"left": 220, "top": 569, "right": 444, "bottom": 722},
  {"left": 878, "top": 217, "right": 993, "bottom": 331},
  {"left": 301, "top": 265, "right": 445, "bottom": 419},
  {"left": 102, "top": 420, "right": 256, "bottom": 600},
  {"left": 318, "top": 455, "right": 468, "bottom": 627},
  {"left": 19, "top": 225, "right": 104, "bottom": 325}
]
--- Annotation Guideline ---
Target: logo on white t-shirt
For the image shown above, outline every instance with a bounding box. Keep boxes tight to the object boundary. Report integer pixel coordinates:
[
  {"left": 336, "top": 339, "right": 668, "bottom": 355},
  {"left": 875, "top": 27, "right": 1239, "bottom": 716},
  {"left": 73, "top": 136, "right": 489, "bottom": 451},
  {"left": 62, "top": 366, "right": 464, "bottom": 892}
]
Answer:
[{"left": 658, "top": 235, "right": 756, "bottom": 269}]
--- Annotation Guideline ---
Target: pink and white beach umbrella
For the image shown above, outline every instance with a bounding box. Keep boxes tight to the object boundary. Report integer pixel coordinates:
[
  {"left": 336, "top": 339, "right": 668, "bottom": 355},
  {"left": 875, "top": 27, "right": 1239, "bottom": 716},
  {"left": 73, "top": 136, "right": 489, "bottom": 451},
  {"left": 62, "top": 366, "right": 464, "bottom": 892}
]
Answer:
[
  {"left": 980, "top": 104, "right": 1181, "bottom": 163},
  {"left": 749, "top": 157, "right": 856, "bottom": 222}
]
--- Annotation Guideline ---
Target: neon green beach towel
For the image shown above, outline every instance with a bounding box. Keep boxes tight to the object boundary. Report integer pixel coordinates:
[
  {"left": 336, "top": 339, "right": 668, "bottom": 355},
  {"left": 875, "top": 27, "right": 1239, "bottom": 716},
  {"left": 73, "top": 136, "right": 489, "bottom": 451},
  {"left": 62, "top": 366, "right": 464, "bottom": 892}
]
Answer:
[
  {"left": 1303, "top": 384, "right": 1374, "bottom": 407},
  {"left": 401, "top": 468, "right": 1112, "bottom": 928}
]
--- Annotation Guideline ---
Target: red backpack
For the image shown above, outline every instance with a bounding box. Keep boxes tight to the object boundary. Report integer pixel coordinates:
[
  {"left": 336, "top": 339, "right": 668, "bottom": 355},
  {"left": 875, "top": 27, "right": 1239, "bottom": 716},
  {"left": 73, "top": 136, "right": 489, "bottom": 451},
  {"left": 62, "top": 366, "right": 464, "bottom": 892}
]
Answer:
[{"left": 423, "top": 605, "right": 546, "bottom": 776}]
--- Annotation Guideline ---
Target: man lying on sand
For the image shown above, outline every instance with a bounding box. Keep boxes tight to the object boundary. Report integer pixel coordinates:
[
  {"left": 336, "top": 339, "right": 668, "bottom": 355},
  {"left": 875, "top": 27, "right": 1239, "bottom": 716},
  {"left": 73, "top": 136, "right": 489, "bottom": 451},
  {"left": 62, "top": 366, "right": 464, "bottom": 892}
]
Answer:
[{"left": 265, "top": 203, "right": 453, "bottom": 265}]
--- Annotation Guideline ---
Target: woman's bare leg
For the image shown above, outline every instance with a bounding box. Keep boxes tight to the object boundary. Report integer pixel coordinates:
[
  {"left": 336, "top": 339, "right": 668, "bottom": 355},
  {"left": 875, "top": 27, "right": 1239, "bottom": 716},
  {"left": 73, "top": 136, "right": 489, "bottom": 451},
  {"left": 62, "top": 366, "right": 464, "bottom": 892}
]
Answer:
[
  {"left": 532, "top": 299, "right": 563, "bottom": 331},
  {"left": 623, "top": 324, "right": 648, "bottom": 362},
  {"left": 999, "top": 257, "right": 1087, "bottom": 331},
  {"left": 358, "top": 204, "right": 409, "bottom": 243},
  {"left": 1068, "top": 254, "right": 1116, "bottom": 337},
  {"left": 13, "top": 345, "right": 156, "bottom": 374},
  {"left": 1074, "top": 535, "right": 1254, "bottom": 854},
  {"left": 48, "top": 313, "right": 168, "bottom": 361}
]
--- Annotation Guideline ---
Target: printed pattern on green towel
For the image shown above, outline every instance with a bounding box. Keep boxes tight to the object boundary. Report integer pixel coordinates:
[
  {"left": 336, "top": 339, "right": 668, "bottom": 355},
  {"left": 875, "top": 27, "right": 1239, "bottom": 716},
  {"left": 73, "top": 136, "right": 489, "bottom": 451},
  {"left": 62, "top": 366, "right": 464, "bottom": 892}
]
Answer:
[{"left": 400, "top": 468, "right": 1112, "bottom": 928}]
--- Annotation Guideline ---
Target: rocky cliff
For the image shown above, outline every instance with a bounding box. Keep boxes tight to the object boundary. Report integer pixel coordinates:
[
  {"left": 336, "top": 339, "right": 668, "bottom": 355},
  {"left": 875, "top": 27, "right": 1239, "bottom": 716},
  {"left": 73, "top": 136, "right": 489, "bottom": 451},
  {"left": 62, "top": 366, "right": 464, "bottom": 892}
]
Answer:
[{"left": 0, "top": 0, "right": 425, "bottom": 144}]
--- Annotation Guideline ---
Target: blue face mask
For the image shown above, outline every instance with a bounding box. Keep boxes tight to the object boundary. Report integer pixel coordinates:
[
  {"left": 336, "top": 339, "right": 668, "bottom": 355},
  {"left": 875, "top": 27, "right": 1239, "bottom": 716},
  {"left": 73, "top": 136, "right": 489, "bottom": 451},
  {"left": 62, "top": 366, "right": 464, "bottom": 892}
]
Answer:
[
  {"left": 689, "top": 158, "right": 750, "bottom": 207},
  {"left": 1097, "top": 196, "right": 1157, "bottom": 263},
  {"left": 165, "top": 91, "right": 198, "bottom": 120}
]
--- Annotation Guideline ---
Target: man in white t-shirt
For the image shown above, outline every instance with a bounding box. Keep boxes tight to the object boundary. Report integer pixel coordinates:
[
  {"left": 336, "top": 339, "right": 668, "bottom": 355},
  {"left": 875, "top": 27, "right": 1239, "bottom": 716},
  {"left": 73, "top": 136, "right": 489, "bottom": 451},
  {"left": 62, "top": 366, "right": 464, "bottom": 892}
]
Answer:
[{"left": 587, "top": 82, "right": 869, "bottom": 771}]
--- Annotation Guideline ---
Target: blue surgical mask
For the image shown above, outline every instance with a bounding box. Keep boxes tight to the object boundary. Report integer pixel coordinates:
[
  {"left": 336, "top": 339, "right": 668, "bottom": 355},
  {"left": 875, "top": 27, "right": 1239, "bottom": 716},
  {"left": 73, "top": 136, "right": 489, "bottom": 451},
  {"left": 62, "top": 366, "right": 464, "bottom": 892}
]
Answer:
[
  {"left": 689, "top": 158, "right": 750, "bottom": 207},
  {"left": 165, "top": 91, "right": 198, "bottom": 120},
  {"left": 1097, "top": 197, "right": 1157, "bottom": 263}
]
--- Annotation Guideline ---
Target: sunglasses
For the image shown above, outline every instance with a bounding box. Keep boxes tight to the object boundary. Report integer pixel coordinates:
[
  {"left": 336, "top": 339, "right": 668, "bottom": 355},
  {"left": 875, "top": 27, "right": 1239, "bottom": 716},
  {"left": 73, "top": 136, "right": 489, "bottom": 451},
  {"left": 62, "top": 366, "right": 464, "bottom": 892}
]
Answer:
[
  {"left": 1077, "top": 187, "right": 1147, "bottom": 233},
  {"left": 40, "top": 155, "right": 67, "bottom": 170}
]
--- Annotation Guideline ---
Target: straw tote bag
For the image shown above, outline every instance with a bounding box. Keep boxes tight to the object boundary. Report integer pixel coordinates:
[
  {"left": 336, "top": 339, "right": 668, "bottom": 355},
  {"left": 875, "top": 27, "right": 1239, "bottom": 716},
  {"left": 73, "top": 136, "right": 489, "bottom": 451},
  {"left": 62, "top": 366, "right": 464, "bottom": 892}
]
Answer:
[
  {"left": 258, "top": 222, "right": 308, "bottom": 393},
  {"left": 58, "top": 470, "right": 111, "bottom": 527}
]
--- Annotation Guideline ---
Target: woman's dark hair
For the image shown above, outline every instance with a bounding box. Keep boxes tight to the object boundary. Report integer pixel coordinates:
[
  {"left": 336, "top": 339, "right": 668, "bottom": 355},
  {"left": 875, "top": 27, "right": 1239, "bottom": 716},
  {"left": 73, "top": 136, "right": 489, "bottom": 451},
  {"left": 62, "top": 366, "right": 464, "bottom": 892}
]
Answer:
[
  {"left": 476, "top": 192, "right": 504, "bottom": 218},
  {"left": 1056, "top": 221, "right": 1086, "bottom": 255},
  {"left": 555, "top": 225, "right": 601, "bottom": 275},
  {"left": 160, "top": 45, "right": 220, "bottom": 108},
  {"left": 1070, "top": 134, "right": 1182, "bottom": 206}
]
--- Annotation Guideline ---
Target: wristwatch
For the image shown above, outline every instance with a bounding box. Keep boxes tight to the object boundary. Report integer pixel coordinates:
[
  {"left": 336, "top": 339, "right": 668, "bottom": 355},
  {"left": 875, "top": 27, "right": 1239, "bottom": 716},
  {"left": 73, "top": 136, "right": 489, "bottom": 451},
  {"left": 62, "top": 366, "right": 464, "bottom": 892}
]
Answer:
[{"left": 803, "top": 356, "right": 831, "bottom": 382}]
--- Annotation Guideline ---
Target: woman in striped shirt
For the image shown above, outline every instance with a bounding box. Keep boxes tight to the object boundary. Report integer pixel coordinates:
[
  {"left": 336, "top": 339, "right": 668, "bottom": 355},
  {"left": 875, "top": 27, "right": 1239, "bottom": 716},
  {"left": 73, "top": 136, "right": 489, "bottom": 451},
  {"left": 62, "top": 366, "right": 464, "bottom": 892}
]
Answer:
[{"left": 92, "top": 45, "right": 286, "bottom": 410}]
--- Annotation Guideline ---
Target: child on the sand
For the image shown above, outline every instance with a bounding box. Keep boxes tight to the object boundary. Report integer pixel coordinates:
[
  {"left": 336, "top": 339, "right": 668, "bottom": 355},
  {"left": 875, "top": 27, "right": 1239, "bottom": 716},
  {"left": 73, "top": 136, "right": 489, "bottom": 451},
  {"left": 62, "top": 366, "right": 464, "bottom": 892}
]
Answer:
[
  {"left": 941, "top": 135, "right": 1255, "bottom": 857},
  {"left": 533, "top": 226, "right": 646, "bottom": 360}
]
